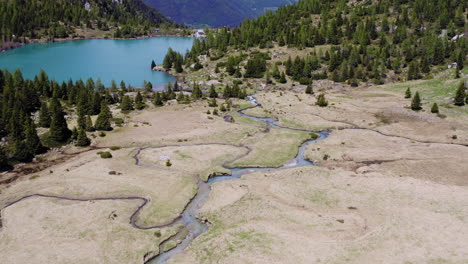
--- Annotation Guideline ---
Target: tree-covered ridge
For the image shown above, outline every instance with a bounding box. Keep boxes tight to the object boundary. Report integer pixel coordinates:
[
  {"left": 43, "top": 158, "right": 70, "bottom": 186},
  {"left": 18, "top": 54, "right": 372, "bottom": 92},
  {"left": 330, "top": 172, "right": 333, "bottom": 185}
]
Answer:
[
  {"left": 0, "top": 0, "right": 172, "bottom": 43},
  {"left": 189, "top": 0, "right": 466, "bottom": 84}
]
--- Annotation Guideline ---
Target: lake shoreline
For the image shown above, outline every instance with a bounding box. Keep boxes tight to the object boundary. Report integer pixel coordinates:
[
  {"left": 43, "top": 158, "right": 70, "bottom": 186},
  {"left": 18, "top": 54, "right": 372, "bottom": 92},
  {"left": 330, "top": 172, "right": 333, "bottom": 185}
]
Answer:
[
  {"left": 0, "top": 32, "right": 190, "bottom": 53},
  {"left": 1, "top": 36, "right": 194, "bottom": 88}
]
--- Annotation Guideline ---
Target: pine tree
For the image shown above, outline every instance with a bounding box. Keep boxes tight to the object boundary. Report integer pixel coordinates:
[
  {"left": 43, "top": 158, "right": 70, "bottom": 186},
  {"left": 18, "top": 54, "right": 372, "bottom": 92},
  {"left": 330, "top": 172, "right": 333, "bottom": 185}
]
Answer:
[
  {"left": 279, "top": 72, "right": 287, "bottom": 84},
  {"left": 405, "top": 87, "right": 412, "bottom": 98},
  {"left": 431, "top": 103, "right": 439, "bottom": 113},
  {"left": 316, "top": 93, "right": 328, "bottom": 107},
  {"left": 153, "top": 92, "right": 163, "bottom": 106},
  {"left": 24, "top": 118, "right": 43, "bottom": 156},
  {"left": 151, "top": 60, "right": 156, "bottom": 69},
  {"left": 135, "top": 91, "right": 145, "bottom": 110},
  {"left": 85, "top": 115, "right": 94, "bottom": 132},
  {"left": 209, "top": 84, "right": 218, "bottom": 98},
  {"left": 14, "top": 139, "right": 32, "bottom": 162},
  {"left": 38, "top": 101, "right": 51, "bottom": 128},
  {"left": 0, "top": 147, "right": 11, "bottom": 171},
  {"left": 411, "top": 92, "right": 422, "bottom": 110},
  {"left": 208, "top": 98, "right": 218, "bottom": 107},
  {"left": 120, "top": 95, "right": 134, "bottom": 111},
  {"left": 456, "top": 52, "right": 464, "bottom": 77},
  {"left": 95, "top": 101, "right": 113, "bottom": 131},
  {"left": 75, "top": 129, "right": 91, "bottom": 147},
  {"left": 454, "top": 81, "right": 466, "bottom": 106},
  {"left": 48, "top": 97, "right": 71, "bottom": 144}
]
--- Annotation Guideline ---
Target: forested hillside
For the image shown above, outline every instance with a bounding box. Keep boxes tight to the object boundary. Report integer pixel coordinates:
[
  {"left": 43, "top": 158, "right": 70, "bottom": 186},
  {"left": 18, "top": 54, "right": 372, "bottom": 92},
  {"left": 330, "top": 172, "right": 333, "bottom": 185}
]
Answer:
[
  {"left": 0, "top": 0, "right": 172, "bottom": 47},
  {"left": 143, "top": 0, "right": 297, "bottom": 27},
  {"left": 187, "top": 0, "right": 466, "bottom": 84}
]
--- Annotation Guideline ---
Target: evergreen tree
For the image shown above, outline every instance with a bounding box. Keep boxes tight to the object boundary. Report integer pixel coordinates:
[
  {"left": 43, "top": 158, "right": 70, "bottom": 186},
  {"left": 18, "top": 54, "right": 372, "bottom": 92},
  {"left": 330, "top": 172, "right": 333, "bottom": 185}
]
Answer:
[
  {"left": 120, "top": 95, "right": 134, "bottom": 111},
  {"left": 153, "top": 92, "right": 163, "bottom": 106},
  {"left": 279, "top": 72, "right": 287, "bottom": 84},
  {"left": 208, "top": 98, "right": 218, "bottom": 107},
  {"left": 24, "top": 118, "right": 43, "bottom": 156},
  {"left": 48, "top": 97, "right": 71, "bottom": 144},
  {"left": 85, "top": 115, "right": 94, "bottom": 132},
  {"left": 209, "top": 84, "right": 218, "bottom": 98},
  {"left": 135, "top": 91, "right": 145, "bottom": 110},
  {"left": 456, "top": 52, "right": 464, "bottom": 76},
  {"left": 75, "top": 129, "right": 91, "bottom": 147},
  {"left": 14, "top": 139, "right": 32, "bottom": 162},
  {"left": 145, "top": 81, "right": 153, "bottom": 92},
  {"left": 151, "top": 60, "right": 156, "bottom": 69},
  {"left": 411, "top": 92, "right": 422, "bottom": 110},
  {"left": 305, "top": 85, "right": 313, "bottom": 94},
  {"left": 431, "top": 103, "right": 439, "bottom": 113},
  {"left": 315, "top": 93, "right": 328, "bottom": 107},
  {"left": 405, "top": 88, "right": 412, "bottom": 99},
  {"left": 454, "top": 81, "right": 466, "bottom": 106},
  {"left": 38, "top": 101, "right": 51, "bottom": 128},
  {"left": 0, "top": 148, "right": 11, "bottom": 171},
  {"left": 95, "top": 101, "right": 113, "bottom": 131},
  {"left": 77, "top": 107, "right": 86, "bottom": 130}
]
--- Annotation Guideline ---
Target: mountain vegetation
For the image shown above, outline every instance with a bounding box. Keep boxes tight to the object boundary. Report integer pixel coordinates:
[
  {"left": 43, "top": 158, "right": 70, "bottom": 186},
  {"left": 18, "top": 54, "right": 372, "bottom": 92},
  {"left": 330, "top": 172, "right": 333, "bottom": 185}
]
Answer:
[
  {"left": 0, "top": 0, "right": 172, "bottom": 49},
  {"left": 183, "top": 0, "right": 466, "bottom": 85}
]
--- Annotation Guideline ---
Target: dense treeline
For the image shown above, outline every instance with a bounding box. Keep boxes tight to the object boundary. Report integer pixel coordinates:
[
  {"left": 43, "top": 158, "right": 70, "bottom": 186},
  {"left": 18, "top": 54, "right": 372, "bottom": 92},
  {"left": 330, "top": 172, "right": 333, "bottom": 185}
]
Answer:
[
  {"left": 0, "top": 69, "right": 132, "bottom": 169},
  {"left": 0, "top": 0, "right": 172, "bottom": 46},
  {"left": 186, "top": 0, "right": 467, "bottom": 84}
]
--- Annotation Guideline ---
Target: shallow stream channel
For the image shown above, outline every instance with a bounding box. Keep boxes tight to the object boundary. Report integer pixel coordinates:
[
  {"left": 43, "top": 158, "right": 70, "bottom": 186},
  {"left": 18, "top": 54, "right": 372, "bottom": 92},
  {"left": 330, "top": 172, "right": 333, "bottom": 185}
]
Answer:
[{"left": 148, "top": 96, "right": 330, "bottom": 263}]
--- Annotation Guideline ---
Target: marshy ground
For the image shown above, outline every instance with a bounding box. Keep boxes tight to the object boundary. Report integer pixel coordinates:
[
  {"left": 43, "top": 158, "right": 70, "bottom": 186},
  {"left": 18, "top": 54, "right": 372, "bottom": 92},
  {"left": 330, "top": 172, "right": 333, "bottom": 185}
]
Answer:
[{"left": 0, "top": 75, "right": 467, "bottom": 264}]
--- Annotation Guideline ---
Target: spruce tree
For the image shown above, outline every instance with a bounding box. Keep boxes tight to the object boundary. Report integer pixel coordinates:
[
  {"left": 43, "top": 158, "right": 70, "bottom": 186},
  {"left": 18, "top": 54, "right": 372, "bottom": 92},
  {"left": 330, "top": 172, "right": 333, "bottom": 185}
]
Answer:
[
  {"left": 48, "top": 97, "right": 71, "bottom": 144},
  {"left": 38, "top": 101, "right": 51, "bottom": 128},
  {"left": 14, "top": 139, "right": 32, "bottom": 162},
  {"left": 151, "top": 60, "right": 156, "bottom": 69},
  {"left": 454, "top": 81, "right": 466, "bottom": 106},
  {"left": 0, "top": 147, "right": 10, "bottom": 171},
  {"left": 208, "top": 98, "right": 218, "bottom": 107},
  {"left": 431, "top": 103, "right": 439, "bottom": 113},
  {"left": 76, "top": 129, "right": 91, "bottom": 147},
  {"left": 77, "top": 107, "right": 86, "bottom": 130},
  {"left": 316, "top": 94, "right": 328, "bottom": 107},
  {"left": 279, "top": 72, "right": 287, "bottom": 84},
  {"left": 24, "top": 118, "right": 43, "bottom": 155},
  {"left": 95, "top": 102, "right": 113, "bottom": 131},
  {"left": 411, "top": 92, "right": 422, "bottom": 110},
  {"left": 135, "top": 91, "right": 145, "bottom": 110},
  {"left": 209, "top": 84, "right": 218, "bottom": 98},
  {"left": 405, "top": 87, "right": 412, "bottom": 98},
  {"left": 85, "top": 115, "right": 94, "bottom": 132},
  {"left": 153, "top": 92, "right": 163, "bottom": 106},
  {"left": 120, "top": 95, "right": 134, "bottom": 111},
  {"left": 176, "top": 92, "right": 185, "bottom": 103}
]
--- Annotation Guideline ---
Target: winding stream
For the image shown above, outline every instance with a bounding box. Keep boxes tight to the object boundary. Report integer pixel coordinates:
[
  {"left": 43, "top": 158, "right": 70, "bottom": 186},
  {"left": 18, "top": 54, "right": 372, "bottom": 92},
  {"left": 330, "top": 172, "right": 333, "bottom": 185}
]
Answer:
[{"left": 148, "top": 96, "right": 329, "bottom": 263}]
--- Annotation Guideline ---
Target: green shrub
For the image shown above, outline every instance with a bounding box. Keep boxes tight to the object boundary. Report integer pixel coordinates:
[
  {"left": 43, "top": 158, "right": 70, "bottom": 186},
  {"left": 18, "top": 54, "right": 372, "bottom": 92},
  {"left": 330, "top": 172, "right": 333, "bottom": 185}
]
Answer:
[
  {"left": 109, "top": 146, "right": 121, "bottom": 151},
  {"left": 99, "top": 152, "right": 113, "bottom": 159}
]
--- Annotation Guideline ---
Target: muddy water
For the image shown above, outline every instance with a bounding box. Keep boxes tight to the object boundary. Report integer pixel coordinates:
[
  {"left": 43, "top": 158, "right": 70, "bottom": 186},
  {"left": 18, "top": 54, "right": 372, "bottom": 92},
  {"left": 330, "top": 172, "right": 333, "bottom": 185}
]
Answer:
[{"left": 148, "top": 96, "right": 329, "bottom": 264}]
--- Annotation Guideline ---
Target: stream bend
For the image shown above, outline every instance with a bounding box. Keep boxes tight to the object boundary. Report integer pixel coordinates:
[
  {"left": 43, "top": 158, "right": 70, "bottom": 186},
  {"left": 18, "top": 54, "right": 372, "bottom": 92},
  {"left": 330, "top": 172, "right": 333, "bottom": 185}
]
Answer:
[{"left": 148, "top": 96, "right": 329, "bottom": 264}]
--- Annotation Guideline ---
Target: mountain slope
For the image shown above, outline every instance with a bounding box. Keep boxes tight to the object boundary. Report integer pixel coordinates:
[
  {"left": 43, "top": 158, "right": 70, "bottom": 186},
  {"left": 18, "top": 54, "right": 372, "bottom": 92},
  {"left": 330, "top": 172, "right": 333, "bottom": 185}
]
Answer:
[
  {"left": 143, "top": 0, "right": 297, "bottom": 27},
  {"left": 0, "top": 0, "right": 172, "bottom": 43},
  {"left": 187, "top": 0, "right": 466, "bottom": 85}
]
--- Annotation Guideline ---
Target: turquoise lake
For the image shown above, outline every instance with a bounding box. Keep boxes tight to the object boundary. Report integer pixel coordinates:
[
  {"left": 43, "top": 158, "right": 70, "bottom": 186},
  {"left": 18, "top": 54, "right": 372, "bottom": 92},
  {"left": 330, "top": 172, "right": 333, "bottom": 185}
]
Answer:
[{"left": 0, "top": 37, "right": 194, "bottom": 88}]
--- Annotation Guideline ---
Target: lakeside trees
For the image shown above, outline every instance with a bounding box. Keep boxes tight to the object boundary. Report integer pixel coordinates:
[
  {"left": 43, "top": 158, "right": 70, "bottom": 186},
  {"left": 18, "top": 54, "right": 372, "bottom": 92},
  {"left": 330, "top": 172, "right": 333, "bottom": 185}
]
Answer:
[{"left": 0, "top": 0, "right": 172, "bottom": 46}]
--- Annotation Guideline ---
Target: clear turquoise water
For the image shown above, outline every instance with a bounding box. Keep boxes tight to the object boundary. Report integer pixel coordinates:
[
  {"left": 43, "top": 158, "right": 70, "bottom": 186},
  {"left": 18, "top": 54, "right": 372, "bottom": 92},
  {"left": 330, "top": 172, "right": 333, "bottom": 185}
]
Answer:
[{"left": 0, "top": 37, "right": 194, "bottom": 88}]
